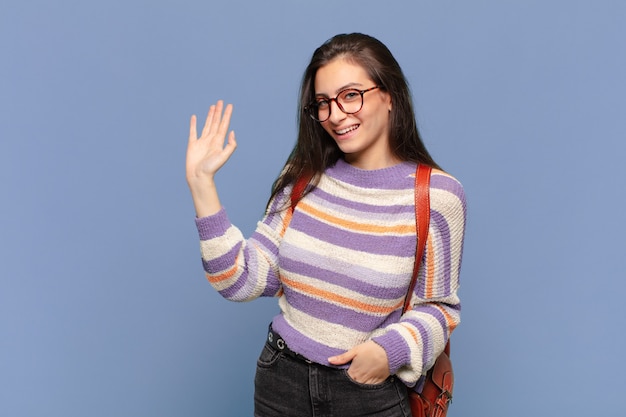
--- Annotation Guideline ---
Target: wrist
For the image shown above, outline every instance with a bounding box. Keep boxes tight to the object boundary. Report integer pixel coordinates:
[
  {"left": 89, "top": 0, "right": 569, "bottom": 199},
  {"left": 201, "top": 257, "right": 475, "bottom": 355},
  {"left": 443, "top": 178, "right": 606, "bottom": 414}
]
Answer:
[
  {"left": 186, "top": 172, "right": 215, "bottom": 187},
  {"left": 186, "top": 177, "right": 222, "bottom": 218}
]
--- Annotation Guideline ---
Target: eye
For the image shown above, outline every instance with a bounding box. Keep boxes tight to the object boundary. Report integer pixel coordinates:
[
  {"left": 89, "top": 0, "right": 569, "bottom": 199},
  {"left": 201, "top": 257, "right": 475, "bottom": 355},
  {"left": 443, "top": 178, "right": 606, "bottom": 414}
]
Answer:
[
  {"left": 316, "top": 98, "right": 330, "bottom": 109},
  {"left": 340, "top": 90, "right": 361, "bottom": 102}
]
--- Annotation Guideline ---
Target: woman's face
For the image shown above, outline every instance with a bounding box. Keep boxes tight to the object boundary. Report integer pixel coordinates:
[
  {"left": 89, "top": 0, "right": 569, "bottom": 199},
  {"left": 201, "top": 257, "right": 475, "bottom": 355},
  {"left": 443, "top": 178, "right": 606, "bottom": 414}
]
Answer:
[{"left": 314, "top": 58, "right": 396, "bottom": 169}]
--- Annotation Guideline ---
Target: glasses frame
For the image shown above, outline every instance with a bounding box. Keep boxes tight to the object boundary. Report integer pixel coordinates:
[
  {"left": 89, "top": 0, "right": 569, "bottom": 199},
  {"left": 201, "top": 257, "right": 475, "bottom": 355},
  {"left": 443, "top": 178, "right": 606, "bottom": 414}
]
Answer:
[{"left": 305, "top": 85, "right": 380, "bottom": 122}]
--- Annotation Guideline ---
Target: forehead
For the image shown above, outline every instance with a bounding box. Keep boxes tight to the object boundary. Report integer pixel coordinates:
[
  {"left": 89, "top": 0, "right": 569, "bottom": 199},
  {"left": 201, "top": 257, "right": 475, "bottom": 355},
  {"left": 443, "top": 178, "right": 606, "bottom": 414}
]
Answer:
[{"left": 314, "top": 58, "right": 371, "bottom": 94}]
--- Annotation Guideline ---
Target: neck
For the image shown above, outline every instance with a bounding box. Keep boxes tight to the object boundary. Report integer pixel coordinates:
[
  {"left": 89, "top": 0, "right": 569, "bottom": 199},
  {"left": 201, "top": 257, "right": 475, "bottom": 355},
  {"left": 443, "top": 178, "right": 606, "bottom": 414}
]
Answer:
[{"left": 344, "top": 152, "right": 402, "bottom": 170}]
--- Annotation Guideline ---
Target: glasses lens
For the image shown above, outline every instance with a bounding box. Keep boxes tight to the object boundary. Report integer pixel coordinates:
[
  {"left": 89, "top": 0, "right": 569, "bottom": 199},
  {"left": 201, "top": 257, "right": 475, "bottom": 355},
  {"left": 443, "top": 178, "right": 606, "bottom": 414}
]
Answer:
[
  {"left": 337, "top": 89, "right": 363, "bottom": 114},
  {"left": 312, "top": 100, "right": 329, "bottom": 122}
]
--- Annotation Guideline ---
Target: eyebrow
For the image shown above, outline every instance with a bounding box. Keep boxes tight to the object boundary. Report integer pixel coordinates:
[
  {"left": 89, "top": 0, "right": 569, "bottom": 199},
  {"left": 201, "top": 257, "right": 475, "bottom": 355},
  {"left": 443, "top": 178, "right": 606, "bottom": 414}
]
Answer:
[{"left": 315, "top": 82, "right": 364, "bottom": 97}]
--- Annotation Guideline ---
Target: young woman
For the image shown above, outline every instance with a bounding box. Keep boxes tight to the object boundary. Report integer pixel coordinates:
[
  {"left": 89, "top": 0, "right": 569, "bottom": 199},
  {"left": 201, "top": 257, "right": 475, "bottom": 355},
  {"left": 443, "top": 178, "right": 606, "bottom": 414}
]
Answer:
[{"left": 186, "top": 33, "right": 466, "bottom": 417}]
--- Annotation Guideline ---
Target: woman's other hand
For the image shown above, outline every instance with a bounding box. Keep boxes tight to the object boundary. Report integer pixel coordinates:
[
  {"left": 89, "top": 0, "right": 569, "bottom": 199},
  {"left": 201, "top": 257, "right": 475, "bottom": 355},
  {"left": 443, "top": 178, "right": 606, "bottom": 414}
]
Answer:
[{"left": 328, "top": 340, "right": 391, "bottom": 384}]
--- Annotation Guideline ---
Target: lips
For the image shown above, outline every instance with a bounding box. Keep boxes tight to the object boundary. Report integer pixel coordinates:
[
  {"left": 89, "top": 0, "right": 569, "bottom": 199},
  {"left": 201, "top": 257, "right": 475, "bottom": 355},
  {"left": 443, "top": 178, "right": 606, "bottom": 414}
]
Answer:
[{"left": 334, "top": 124, "right": 360, "bottom": 135}]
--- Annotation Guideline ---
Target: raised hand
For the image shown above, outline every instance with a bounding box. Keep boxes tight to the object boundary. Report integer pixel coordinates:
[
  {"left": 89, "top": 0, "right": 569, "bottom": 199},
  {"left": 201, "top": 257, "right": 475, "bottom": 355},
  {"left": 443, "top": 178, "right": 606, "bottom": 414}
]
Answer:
[
  {"left": 186, "top": 100, "right": 237, "bottom": 217},
  {"left": 186, "top": 100, "right": 237, "bottom": 183}
]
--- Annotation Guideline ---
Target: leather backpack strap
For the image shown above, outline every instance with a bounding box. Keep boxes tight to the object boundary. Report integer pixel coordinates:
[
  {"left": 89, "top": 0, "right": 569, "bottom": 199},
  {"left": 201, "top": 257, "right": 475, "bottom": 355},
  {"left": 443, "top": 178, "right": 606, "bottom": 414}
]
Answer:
[
  {"left": 403, "top": 164, "right": 452, "bottom": 361},
  {"left": 403, "top": 163, "right": 432, "bottom": 313},
  {"left": 290, "top": 175, "right": 310, "bottom": 212}
]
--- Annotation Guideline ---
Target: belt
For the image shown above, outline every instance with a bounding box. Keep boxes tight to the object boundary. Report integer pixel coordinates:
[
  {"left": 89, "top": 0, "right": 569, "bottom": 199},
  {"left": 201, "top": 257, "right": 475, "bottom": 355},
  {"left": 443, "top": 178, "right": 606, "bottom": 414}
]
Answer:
[{"left": 267, "top": 326, "right": 312, "bottom": 364}]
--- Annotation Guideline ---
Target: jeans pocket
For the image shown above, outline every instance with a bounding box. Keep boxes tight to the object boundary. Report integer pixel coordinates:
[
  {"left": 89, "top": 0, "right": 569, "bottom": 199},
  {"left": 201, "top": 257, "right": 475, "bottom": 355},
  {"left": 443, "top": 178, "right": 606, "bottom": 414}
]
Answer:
[
  {"left": 340, "top": 370, "right": 395, "bottom": 390},
  {"left": 256, "top": 342, "right": 282, "bottom": 368}
]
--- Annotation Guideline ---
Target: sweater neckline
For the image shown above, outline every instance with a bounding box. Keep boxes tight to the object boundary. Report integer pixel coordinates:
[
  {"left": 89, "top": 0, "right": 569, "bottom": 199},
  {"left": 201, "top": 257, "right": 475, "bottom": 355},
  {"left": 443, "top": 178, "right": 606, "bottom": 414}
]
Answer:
[{"left": 328, "top": 158, "right": 416, "bottom": 188}]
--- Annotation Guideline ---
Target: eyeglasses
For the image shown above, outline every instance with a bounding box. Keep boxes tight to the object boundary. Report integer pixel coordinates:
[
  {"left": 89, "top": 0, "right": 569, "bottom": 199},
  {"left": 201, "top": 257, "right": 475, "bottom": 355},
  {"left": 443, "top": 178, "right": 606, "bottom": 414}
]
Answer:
[{"left": 305, "top": 86, "right": 379, "bottom": 122}]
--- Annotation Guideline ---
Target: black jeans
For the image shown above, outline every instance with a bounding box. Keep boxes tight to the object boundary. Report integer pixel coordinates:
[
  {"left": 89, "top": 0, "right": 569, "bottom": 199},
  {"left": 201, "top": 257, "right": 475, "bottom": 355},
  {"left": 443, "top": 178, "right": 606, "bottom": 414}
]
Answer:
[{"left": 254, "top": 335, "right": 411, "bottom": 417}]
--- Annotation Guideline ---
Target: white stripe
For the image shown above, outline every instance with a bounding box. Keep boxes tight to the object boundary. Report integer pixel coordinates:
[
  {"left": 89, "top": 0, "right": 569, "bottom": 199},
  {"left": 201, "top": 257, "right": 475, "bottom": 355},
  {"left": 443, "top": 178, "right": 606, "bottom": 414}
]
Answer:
[{"left": 279, "top": 299, "right": 371, "bottom": 350}]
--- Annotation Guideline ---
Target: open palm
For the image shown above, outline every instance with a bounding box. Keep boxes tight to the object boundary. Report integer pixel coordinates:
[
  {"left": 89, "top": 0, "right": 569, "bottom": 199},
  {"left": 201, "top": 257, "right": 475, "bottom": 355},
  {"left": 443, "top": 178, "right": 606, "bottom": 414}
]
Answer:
[{"left": 186, "top": 100, "right": 237, "bottom": 183}]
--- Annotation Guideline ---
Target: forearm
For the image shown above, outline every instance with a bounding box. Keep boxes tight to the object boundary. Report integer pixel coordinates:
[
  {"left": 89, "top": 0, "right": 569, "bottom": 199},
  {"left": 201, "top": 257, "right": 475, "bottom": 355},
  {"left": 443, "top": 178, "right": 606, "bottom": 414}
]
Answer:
[{"left": 187, "top": 177, "right": 222, "bottom": 218}]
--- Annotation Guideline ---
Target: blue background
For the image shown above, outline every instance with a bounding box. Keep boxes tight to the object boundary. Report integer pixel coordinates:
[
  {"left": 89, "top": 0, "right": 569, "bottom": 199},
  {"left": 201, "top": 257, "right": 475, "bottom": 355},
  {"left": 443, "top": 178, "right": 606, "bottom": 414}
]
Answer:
[{"left": 2, "top": 1, "right": 625, "bottom": 416}]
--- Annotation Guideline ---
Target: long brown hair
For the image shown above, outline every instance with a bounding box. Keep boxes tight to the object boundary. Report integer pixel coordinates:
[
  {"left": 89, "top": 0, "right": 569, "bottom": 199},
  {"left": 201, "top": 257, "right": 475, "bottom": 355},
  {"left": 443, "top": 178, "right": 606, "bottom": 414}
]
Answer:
[{"left": 268, "top": 33, "right": 440, "bottom": 209}]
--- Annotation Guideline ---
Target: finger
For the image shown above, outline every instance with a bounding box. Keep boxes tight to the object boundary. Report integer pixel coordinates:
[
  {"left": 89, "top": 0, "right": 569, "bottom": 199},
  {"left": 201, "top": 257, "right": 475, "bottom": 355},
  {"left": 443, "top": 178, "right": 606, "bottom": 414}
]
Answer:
[
  {"left": 328, "top": 349, "right": 356, "bottom": 365},
  {"left": 206, "top": 100, "right": 224, "bottom": 138},
  {"left": 201, "top": 104, "right": 217, "bottom": 138},
  {"left": 227, "top": 130, "right": 237, "bottom": 150},
  {"left": 189, "top": 115, "right": 198, "bottom": 143},
  {"left": 219, "top": 130, "right": 238, "bottom": 161},
  {"left": 215, "top": 103, "right": 234, "bottom": 140}
]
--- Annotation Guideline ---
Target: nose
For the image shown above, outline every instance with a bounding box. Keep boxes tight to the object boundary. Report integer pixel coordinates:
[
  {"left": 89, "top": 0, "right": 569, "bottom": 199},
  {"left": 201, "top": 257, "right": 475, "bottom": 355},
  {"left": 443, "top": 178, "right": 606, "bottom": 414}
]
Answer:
[{"left": 327, "top": 99, "right": 346, "bottom": 124}]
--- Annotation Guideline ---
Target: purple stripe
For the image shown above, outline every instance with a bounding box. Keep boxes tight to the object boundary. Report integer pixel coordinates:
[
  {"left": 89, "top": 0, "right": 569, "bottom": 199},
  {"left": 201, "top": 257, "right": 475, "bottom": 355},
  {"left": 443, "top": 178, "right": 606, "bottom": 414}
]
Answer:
[
  {"left": 290, "top": 214, "right": 416, "bottom": 256},
  {"left": 282, "top": 288, "right": 399, "bottom": 332},
  {"left": 214, "top": 257, "right": 248, "bottom": 299},
  {"left": 431, "top": 174, "right": 463, "bottom": 195},
  {"left": 271, "top": 316, "right": 355, "bottom": 366},
  {"left": 402, "top": 303, "right": 459, "bottom": 366},
  {"left": 411, "top": 304, "right": 449, "bottom": 340},
  {"left": 431, "top": 211, "right": 453, "bottom": 296},
  {"left": 371, "top": 328, "right": 411, "bottom": 372},
  {"left": 269, "top": 189, "right": 289, "bottom": 212},
  {"left": 261, "top": 274, "right": 282, "bottom": 296},
  {"left": 280, "top": 252, "right": 409, "bottom": 297},
  {"left": 203, "top": 232, "right": 281, "bottom": 299},
  {"left": 247, "top": 234, "right": 283, "bottom": 296},
  {"left": 209, "top": 245, "right": 277, "bottom": 300},
  {"left": 414, "top": 321, "right": 431, "bottom": 365},
  {"left": 431, "top": 174, "right": 467, "bottom": 217},
  {"left": 327, "top": 160, "right": 416, "bottom": 189},
  {"left": 215, "top": 274, "right": 246, "bottom": 299},
  {"left": 196, "top": 209, "right": 231, "bottom": 240},
  {"left": 309, "top": 188, "right": 415, "bottom": 216},
  {"left": 260, "top": 190, "right": 290, "bottom": 227},
  {"left": 241, "top": 244, "right": 282, "bottom": 297},
  {"left": 250, "top": 232, "right": 279, "bottom": 259},
  {"left": 447, "top": 303, "right": 461, "bottom": 314},
  {"left": 202, "top": 243, "right": 241, "bottom": 273}
]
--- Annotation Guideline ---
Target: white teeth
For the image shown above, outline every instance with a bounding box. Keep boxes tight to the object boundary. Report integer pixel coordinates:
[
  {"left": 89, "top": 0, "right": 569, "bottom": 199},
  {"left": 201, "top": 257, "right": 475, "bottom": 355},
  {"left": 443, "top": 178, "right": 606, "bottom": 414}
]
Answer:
[{"left": 336, "top": 125, "right": 359, "bottom": 135}]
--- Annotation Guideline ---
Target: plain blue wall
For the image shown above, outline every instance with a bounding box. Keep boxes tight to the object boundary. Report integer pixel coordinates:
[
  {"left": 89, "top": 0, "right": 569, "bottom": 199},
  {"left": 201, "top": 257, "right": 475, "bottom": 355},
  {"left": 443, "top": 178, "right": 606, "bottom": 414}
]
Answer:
[{"left": 2, "top": 1, "right": 625, "bottom": 416}]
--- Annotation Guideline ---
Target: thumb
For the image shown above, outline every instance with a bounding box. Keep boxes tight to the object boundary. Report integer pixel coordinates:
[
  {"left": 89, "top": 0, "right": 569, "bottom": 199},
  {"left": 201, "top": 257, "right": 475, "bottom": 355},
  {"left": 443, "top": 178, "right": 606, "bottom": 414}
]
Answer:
[{"left": 328, "top": 348, "right": 357, "bottom": 365}]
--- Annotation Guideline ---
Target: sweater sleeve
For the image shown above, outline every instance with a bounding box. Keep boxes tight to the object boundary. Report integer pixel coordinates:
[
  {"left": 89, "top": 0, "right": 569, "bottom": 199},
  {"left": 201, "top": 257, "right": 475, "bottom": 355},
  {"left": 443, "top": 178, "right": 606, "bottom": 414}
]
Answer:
[
  {"left": 371, "top": 173, "right": 466, "bottom": 385},
  {"left": 194, "top": 188, "right": 293, "bottom": 301}
]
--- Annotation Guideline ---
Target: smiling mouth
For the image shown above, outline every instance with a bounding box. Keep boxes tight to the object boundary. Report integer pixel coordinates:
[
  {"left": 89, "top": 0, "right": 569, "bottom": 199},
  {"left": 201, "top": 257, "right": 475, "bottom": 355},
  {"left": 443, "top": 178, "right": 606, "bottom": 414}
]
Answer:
[{"left": 334, "top": 124, "right": 360, "bottom": 135}]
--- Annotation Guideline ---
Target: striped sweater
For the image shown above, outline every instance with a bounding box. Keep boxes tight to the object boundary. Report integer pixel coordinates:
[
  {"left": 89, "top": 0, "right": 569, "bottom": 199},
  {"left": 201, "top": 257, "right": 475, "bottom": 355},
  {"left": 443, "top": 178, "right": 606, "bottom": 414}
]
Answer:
[{"left": 195, "top": 159, "right": 466, "bottom": 386}]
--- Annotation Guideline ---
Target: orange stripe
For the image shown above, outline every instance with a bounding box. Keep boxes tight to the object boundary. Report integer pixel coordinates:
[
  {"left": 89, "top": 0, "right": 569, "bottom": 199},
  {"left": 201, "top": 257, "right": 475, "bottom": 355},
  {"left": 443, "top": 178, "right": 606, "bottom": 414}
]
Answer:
[
  {"left": 206, "top": 263, "right": 238, "bottom": 284},
  {"left": 433, "top": 303, "right": 458, "bottom": 332},
  {"left": 281, "top": 275, "right": 403, "bottom": 314},
  {"left": 299, "top": 201, "right": 414, "bottom": 235},
  {"left": 280, "top": 210, "right": 293, "bottom": 237},
  {"left": 403, "top": 324, "right": 419, "bottom": 344}
]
